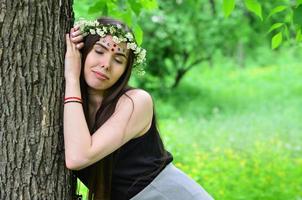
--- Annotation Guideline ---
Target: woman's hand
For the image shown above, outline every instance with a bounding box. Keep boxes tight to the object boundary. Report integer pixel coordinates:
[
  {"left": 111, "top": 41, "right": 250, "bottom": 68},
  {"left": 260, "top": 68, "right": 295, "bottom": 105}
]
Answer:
[
  {"left": 64, "top": 29, "right": 82, "bottom": 82},
  {"left": 70, "top": 26, "right": 84, "bottom": 50}
]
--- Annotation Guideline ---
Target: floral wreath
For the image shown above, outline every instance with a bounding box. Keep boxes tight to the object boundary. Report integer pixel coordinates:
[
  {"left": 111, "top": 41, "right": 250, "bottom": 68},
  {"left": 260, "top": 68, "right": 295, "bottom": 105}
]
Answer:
[{"left": 75, "top": 19, "right": 146, "bottom": 75}]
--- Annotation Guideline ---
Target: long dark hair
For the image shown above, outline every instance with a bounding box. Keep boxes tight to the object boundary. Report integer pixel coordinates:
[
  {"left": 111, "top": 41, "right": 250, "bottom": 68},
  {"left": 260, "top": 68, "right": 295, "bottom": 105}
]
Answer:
[{"left": 72, "top": 17, "right": 136, "bottom": 200}]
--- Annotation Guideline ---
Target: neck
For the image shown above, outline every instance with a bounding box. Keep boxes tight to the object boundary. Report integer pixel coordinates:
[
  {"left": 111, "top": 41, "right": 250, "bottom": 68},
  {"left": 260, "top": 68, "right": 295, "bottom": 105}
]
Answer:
[{"left": 87, "top": 88, "right": 104, "bottom": 111}]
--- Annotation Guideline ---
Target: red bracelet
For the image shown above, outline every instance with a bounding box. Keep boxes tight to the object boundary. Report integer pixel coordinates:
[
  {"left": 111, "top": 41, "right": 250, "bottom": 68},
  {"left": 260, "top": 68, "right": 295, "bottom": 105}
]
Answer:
[{"left": 64, "top": 96, "right": 82, "bottom": 101}]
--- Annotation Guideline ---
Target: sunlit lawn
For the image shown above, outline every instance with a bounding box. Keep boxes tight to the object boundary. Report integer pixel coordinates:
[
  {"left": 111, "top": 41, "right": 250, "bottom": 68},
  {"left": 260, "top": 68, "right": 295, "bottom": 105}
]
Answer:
[{"left": 155, "top": 47, "right": 302, "bottom": 200}]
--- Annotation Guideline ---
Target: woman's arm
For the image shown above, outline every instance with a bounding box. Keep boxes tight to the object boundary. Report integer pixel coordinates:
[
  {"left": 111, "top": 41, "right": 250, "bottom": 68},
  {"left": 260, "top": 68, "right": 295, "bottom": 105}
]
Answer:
[
  {"left": 63, "top": 79, "right": 92, "bottom": 170},
  {"left": 63, "top": 32, "right": 91, "bottom": 170},
  {"left": 64, "top": 88, "right": 153, "bottom": 170}
]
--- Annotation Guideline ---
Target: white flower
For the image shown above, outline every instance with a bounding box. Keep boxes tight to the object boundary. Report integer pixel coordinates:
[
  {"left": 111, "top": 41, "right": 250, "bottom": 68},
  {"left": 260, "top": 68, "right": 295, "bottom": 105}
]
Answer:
[
  {"left": 109, "top": 26, "right": 115, "bottom": 34},
  {"left": 96, "top": 29, "right": 105, "bottom": 37},
  {"left": 116, "top": 24, "right": 122, "bottom": 29},
  {"left": 112, "top": 36, "right": 121, "bottom": 44},
  {"left": 87, "top": 20, "right": 98, "bottom": 26},
  {"left": 125, "top": 32, "right": 133, "bottom": 41},
  {"left": 90, "top": 29, "right": 96, "bottom": 34},
  {"left": 140, "top": 49, "right": 146, "bottom": 57},
  {"left": 121, "top": 37, "right": 127, "bottom": 42},
  {"left": 102, "top": 27, "right": 108, "bottom": 32},
  {"left": 136, "top": 49, "right": 146, "bottom": 63},
  {"left": 119, "top": 37, "right": 125, "bottom": 43},
  {"left": 134, "top": 47, "right": 141, "bottom": 54},
  {"left": 131, "top": 43, "right": 137, "bottom": 50},
  {"left": 127, "top": 42, "right": 137, "bottom": 50},
  {"left": 75, "top": 19, "right": 87, "bottom": 31}
]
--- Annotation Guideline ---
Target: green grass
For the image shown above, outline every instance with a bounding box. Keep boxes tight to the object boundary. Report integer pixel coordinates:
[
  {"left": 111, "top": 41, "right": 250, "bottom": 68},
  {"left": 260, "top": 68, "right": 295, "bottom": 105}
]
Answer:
[{"left": 154, "top": 47, "right": 302, "bottom": 200}]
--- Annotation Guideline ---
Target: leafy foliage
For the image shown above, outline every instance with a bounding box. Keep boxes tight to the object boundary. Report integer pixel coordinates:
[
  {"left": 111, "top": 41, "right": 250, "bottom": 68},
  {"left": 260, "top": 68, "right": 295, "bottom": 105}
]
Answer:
[
  {"left": 223, "top": 0, "right": 235, "bottom": 17},
  {"left": 136, "top": 0, "right": 272, "bottom": 90},
  {"left": 74, "top": 0, "right": 301, "bottom": 90},
  {"left": 272, "top": 32, "right": 283, "bottom": 49},
  {"left": 244, "top": 0, "right": 263, "bottom": 20},
  {"left": 223, "top": 0, "right": 302, "bottom": 48},
  {"left": 73, "top": 0, "right": 158, "bottom": 45}
]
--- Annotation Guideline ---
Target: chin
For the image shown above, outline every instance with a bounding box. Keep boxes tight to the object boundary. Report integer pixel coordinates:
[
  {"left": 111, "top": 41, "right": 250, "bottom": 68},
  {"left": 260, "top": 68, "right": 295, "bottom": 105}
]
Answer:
[
  {"left": 85, "top": 79, "right": 108, "bottom": 90},
  {"left": 84, "top": 74, "right": 110, "bottom": 90}
]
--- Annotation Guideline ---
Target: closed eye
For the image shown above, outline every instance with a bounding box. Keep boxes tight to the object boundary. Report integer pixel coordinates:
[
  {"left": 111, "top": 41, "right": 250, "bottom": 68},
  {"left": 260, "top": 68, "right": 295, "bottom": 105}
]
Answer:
[
  {"left": 95, "top": 49, "right": 104, "bottom": 54},
  {"left": 114, "top": 58, "right": 122, "bottom": 63},
  {"left": 114, "top": 55, "right": 126, "bottom": 64}
]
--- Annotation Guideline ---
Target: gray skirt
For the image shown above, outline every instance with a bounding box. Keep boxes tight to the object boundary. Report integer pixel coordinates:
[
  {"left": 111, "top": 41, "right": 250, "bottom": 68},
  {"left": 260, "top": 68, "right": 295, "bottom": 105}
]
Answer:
[{"left": 130, "top": 163, "right": 214, "bottom": 200}]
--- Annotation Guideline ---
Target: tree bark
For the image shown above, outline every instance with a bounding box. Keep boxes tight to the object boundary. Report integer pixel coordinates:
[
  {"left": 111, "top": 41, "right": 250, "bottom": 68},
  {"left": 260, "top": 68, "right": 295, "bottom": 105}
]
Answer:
[{"left": 0, "top": 0, "right": 73, "bottom": 199}]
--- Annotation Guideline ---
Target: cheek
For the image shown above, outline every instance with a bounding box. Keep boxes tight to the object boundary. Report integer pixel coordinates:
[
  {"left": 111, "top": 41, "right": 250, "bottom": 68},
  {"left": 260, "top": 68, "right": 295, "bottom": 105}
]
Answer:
[
  {"left": 116, "top": 65, "right": 127, "bottom": 77},
  {"left": 84, "top": 52, "right": 94, "bottom": 67},
  {"left": 83, "top": 52, "right": 96, "bottom": 73},
  {"left": 83, "top": 58, "right": 93, "bottom": 82},
  {"left": 109, "top": 67, "right": 126, "bottom": 85}
]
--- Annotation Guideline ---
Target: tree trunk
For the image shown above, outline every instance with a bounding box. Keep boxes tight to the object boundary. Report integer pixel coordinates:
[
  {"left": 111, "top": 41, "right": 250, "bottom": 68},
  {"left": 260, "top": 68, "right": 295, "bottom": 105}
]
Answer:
[
  {"left": 208, "top": 0, "right": 216, "bottom": 16},
  {"left": 171, "top": 56, "right": 209, "bottom": 89},
  {"left": 0, "top": 0, "right": 73, "bottom": 199},
  {"left": 236, "top": 41, "right": 245, "bottom": 68},
  {"left": 172, "top": 68, "right": 186, "bottom": 89}
]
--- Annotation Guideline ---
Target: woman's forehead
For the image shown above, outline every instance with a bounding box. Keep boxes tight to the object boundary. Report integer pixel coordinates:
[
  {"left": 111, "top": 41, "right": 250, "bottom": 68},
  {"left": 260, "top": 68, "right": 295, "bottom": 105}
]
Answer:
[{"left": 96, "top": 35, "right": 128, "bottom": 54}]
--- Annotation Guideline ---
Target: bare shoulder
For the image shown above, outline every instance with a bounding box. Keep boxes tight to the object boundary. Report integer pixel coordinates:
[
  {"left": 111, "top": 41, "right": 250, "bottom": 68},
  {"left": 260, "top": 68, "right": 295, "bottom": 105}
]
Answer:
[
  {"left": 117, "top": 88, "right": 153, "bottom": 108},
  {"left": 116, "top": 88, "right": 153, "bottom": 137},
  {"left": 126, "top": 88, "right": 153, "bottom": 104}
]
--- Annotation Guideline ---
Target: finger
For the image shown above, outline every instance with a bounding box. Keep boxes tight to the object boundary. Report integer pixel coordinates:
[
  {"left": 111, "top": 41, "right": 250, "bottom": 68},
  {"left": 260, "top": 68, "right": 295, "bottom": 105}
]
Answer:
[
  {"left": 71, "top": 35, "right": 84, "bottom": 43},
  {"left": 66, "top": 34, "right": 71, "bottom": 49},
  {"left": 66, "top": 34, "right": 77, "bottom": 51},
  {"left": 71, "top": 29, "right": 82, "bottom": 37},
  {"left": 70, "top": 27, "right": 75, "bottom": 36},
  {"left": 73, "top": 25, "right": 80, "bottom": 31},
  {"left": 76, "top": 42, "right": 84, "bottom": 50}
]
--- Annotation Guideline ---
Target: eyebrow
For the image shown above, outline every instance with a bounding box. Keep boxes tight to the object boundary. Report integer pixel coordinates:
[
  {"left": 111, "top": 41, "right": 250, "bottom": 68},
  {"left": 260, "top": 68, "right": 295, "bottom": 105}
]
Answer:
[{"left": 95, "top": 42, "right": 127, "bottom": 58}]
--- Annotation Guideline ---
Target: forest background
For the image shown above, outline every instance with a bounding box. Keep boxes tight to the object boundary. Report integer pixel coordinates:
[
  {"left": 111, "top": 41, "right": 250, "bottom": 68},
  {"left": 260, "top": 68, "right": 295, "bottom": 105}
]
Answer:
[{"left": 73, "top": 0, "right": 302, "bottom": 199}]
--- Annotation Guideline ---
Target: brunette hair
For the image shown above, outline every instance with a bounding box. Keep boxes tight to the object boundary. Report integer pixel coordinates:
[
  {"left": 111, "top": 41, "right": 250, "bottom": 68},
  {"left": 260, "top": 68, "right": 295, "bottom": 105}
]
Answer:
[{"left": 72, "top": 17, "right": 135, "bottom": 200}]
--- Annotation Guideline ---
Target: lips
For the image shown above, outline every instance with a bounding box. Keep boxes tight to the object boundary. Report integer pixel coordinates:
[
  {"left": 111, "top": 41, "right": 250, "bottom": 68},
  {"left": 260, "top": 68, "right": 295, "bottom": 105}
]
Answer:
[{"left": 92, "top": 70, "right": 109, "bottom": 80}]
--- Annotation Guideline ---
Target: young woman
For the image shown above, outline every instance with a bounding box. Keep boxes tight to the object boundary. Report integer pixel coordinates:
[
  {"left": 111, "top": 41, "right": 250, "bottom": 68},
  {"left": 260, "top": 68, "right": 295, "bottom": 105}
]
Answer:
[{"left": 64, "top": 17, "right": 213, "bottom": 200}]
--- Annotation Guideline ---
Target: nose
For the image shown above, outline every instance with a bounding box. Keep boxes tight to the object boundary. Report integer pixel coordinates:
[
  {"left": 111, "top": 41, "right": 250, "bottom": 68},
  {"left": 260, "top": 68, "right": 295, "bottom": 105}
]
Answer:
[
  {"left": 100, "top": 54, "right": 111, "bottom": 70},
  {"left": 102, "top": 63, "right": 110, "bottom": 71}
]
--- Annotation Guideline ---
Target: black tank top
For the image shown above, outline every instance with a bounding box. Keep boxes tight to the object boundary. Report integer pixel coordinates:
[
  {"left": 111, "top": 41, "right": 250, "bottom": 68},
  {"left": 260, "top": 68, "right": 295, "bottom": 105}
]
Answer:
[{"left": 110, "top": 113, "right": 173, "bottom": 200}]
